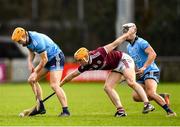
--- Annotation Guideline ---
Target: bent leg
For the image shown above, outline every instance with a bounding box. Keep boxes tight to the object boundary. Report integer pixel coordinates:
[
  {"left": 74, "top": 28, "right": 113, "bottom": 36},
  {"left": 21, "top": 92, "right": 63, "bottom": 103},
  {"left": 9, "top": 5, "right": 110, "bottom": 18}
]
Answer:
[
  {"left": 145, "top": 79, "right": 176, "bottom": 116},
  {"left": 123, "top": 68, "right": 149, "bottom": 103},
  {"left": 49, "top": 70, "right": 68, "bottom": 107},
  {"left": 145, "top": 79, "right": 166, "bottom": 106},
  {"left": 28, "top": 69, "right": 47, "bottom": 100},
  {"left": 131, "top": 84, "right": 155, "bottom": 102},
  {"left": 104, "top": 71, "right": 127, "bottom": 117},
  {"left": 27, "top": 69, "right": 48, "bottom": 116},
  {"left": 104, "top": 72, "right": 123, "bottom": 108},
  {"left": 49, "top": 70, "right": 70, "bottom": 116},
  {"left": 123, "top": 68, "right": 155, "bottom": 113}
]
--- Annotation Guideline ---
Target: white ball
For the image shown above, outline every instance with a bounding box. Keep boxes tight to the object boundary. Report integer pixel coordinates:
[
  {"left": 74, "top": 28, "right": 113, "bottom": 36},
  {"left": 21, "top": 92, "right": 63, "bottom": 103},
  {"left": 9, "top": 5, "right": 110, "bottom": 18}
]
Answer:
[{"left": 19, "top": 112, "right": 25, "bottom": 117}]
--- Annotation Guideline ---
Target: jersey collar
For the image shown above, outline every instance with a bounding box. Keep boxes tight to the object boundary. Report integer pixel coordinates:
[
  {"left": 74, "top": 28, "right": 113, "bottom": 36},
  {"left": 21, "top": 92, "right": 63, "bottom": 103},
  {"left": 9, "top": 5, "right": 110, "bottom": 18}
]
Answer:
[
  {"left": 129, "top": 36, "right": 138, "bottom": 46},
  {"left": 23, "top": 31, "right": 32, "bottom": 46},
  {"left": 27, "top": 32, "right": 32, "bottom": 45}
]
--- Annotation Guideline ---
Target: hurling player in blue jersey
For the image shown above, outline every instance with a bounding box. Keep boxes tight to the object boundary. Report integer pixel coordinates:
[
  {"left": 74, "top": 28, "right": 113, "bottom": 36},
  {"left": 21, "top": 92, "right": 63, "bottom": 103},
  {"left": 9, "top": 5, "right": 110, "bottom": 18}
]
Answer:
[
  {"left": 11, "top": 27, "right": 70, "bottom": 117},
  {"left": 122, "top": 23, "right": 176, "bottom": 117}
]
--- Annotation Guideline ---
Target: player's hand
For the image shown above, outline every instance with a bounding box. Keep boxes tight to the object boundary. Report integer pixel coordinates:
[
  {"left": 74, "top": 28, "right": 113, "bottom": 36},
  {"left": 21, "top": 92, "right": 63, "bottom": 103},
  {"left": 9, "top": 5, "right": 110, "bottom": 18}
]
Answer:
[
  {"left": 29, "top": 72, "right": 38, "bottom": 82},
  {"left": 127, "top": 27, "right": 136, "bottom": 35},
  {"left": 136, "top": 66, "right": 146, "bottom": 77},
  {"left": 28, "top": 63, "right": 35, "bottom": 73}
]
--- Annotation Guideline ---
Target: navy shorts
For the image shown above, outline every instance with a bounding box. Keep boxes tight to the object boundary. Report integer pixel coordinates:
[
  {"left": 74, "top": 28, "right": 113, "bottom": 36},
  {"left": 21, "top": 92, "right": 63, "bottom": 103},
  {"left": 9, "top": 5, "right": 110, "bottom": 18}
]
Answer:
[
  {"left": 45, "top": 52, "right": 65, "bottom": 71},
  {"left": 137, "top": 71, "right": 160, "bottom": 84}
]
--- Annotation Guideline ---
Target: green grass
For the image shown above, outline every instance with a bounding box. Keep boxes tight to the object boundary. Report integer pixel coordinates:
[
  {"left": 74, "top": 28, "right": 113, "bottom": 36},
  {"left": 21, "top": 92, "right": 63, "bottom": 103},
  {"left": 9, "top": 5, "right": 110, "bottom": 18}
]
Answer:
[{"left": 0, "top": 82, "right": 180, "bottom": 126}]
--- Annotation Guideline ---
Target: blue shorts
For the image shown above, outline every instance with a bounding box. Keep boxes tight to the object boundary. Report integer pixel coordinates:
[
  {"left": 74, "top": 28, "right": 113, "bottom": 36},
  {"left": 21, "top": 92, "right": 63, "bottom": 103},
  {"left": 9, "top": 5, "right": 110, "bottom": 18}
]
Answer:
[
  {"left": 137, "top": 71, "right": 160, "bottom": 84},
  {"left": 45, "top": 52, "right": 65, "bottom": 71}
]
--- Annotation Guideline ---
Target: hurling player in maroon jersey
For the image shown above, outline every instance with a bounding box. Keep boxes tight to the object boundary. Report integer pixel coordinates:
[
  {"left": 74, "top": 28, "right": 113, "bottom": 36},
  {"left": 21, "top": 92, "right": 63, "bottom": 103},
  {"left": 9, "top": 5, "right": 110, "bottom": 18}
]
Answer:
[{"left": 60, "top": 27, "right": 155, "bottom": 117}]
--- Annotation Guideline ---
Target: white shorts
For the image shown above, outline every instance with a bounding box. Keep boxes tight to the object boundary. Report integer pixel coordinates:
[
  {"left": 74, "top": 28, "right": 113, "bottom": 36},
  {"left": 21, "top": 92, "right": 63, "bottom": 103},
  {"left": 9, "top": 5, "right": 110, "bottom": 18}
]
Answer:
[{"left": 113, "top": 52, "right": 135, "bottom": 73}]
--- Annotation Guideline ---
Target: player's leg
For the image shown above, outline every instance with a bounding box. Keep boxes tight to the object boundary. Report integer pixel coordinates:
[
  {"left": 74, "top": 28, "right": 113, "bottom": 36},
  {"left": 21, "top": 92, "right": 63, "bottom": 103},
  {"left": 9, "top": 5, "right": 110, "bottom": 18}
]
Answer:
[
  {"left": 132, "top": 72, "right": 163, "bottom": 102},
  {"left": 132, "top": 84, "right": 147, "bottom": 102},
  {"left": 28, "top": 69, "right": 48, "bottom": 116},
  {"left": 145, "top": 79, "right": 176, "bottom": 116},
  {"left": 49, "top": 70, "right": 70, "bottom": 117},
  {"left": 134, "top": 91, "right": 170, "bottom": 106},
  {"left": 104, "top": 72, "right": 127, "bottom": 117},
  {"left": 123, "top": 68, "right": 148, "bottom": 102},
  {"left": 145, "top": 79, "right": 165, "bottom": 105},
  {"left": 46, "top": 52, "right": 69, "bottom": 116},
  {"left": 28, "top": 69, "right": 47, "bottom": 100},
  {"left": 119, "top": 76, "right": 146, "bottom": 103},
  {"left": 118, "top": 53, "right": 154, "bottom": 113},
  {"left": 123, "top": 68, "right": 154, "bottom": 113},
  {"left": 159, "top": 93, "right": 170, "bottom": 106}
]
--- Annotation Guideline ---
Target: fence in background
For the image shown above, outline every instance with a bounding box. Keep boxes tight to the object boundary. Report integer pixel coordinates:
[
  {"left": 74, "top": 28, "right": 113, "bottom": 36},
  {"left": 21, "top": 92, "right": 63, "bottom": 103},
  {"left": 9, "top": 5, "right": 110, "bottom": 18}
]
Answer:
[
  {"left": 157, "top": 57, "right": 180, "bottom": 82},
  {"left": 0, "top": 57, "right": 180, "bottom": 83}
]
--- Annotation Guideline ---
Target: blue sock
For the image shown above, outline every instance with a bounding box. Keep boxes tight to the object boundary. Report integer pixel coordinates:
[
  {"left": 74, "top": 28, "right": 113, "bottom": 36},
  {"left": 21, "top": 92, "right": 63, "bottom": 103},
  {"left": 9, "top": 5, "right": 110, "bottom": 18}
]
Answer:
[
  {"left": 62, "top": 107, "right": 69, "bottom": 114},
  {"left": 162, "top": 104, "right": 172, "bottom": 113},
  {"left": 39, "top": 100, "right": 45, "bottom": 110}
]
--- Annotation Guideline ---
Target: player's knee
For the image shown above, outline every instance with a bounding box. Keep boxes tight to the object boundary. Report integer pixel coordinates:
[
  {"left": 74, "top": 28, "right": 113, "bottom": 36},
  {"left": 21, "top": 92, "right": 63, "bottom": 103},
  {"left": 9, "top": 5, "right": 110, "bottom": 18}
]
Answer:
[
  {"left": 146, "top": 91, "right": 155, "bottom": 99},
  {"left": 127, "top": 79, "right": 136, "bottom": 88},
  {"left": 132, "top": 96, "right": 139, "bottom": 102},
  {"left": 104, "top": 85, "right": 112, "bottom": 92},
  {"left": 27, "top": 78, "right": 33, "bottom": 85},
  {"left": 132, "top": 94, "right": 141, "bottom": 102},
  {"left": 50, "top": 83, "right": 59, "bottom": 91}
]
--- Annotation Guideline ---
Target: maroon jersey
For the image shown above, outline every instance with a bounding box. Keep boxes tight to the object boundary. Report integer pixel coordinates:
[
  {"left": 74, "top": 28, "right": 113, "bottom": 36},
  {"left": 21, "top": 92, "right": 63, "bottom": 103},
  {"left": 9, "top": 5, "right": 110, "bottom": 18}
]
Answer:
[{"left": 78, "top": 47, "right": 123, "bottom": 73}]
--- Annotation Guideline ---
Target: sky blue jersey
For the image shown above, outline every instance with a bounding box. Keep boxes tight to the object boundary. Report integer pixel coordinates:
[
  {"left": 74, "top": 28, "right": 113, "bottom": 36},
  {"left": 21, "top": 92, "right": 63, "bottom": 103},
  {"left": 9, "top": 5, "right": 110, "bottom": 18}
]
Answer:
[
  {"left": 127, "top": 37, "right": 159, "bottom": 74},
  {"left": 27, "top": 31, "right": 62, "bottom": 61}
]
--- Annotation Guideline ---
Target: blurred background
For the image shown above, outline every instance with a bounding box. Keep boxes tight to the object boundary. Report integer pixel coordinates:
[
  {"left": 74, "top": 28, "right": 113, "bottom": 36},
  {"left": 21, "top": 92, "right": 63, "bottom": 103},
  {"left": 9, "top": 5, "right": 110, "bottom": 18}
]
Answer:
[{"left": 0, "top": 0, "right": 180, "bottom": 82}]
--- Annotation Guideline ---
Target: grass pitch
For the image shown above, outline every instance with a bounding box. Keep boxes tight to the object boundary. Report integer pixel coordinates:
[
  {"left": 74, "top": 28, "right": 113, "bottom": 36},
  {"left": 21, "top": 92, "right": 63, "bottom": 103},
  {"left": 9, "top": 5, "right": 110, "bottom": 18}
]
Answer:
[{"left": 0, "top": 82, "right": 180, "bottom": 126}]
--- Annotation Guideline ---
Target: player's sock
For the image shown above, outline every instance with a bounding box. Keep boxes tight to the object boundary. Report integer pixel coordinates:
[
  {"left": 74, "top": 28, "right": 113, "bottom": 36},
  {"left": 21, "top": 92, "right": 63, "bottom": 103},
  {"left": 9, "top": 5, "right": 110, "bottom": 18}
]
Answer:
[
  {"left": 115, "top": 107, "right": 127, "bottom": 117},
  {"left": 159, "top": 93, "right": 170, "bottom": 106},
  {"left": 144, "top": 102, "right": 150, "bottom": 107},
  {"left": 39, "top": 100, "right": 45, "bottom": 110},
  {"left": 162, "top": 104, "right": 173, "bottom": 113},
  {"left": 62, "top": 107, "right": 70, "bottom": 114},
  {"left": 39, "top": 100, "right": 43, "bottom": 105},
  {"left": 117, "top": 107, "right": 125, "bottom": 112},
  {"left": 58, "top": 107, "right": 70, "bottom": 117}
]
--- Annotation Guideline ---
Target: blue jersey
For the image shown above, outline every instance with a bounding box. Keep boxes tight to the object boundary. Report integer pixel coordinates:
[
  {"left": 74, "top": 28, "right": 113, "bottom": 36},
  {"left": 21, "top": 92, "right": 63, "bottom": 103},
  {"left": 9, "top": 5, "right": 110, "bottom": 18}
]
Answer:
[
  {"left": 127, "top": 37, "right": 159, "bottom": 74},
  {"left": 27, "top": 31, "right": 62, "bottom": 61}
]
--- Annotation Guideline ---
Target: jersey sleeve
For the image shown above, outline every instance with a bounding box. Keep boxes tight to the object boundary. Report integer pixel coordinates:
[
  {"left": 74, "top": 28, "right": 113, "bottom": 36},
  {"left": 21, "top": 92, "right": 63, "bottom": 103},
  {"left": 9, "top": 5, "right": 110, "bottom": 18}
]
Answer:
[
  {"left": 78, "top": 65, "right": 89, "bottom": 73},
  {"left": 96, "top": 47, "right": 108, "bottom": 57},
  {"left": 140, "top": 40, "right": 149, "bottom": 50}
]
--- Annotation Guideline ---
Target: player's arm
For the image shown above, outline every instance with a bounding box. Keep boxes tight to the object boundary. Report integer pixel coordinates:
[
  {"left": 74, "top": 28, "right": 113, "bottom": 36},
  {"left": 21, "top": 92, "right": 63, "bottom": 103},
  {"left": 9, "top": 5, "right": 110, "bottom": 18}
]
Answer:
[
  {"left": 143, "top": 45, "right": 157, "bottom": 69},
  {"left": 34, "top": 51, "right": 48, "bottom": 74},
  {"left": 60, "top": 69, "right": 81, "bottom": 87},
  {"left": 136, "top": 45, "right": 157, "bottom": 75},
  {"left": 104, "top": 27, "right": 136, "bottom": 53},
  {"left": 28, "top": 49, "right": 35, "bottom": 72}
]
